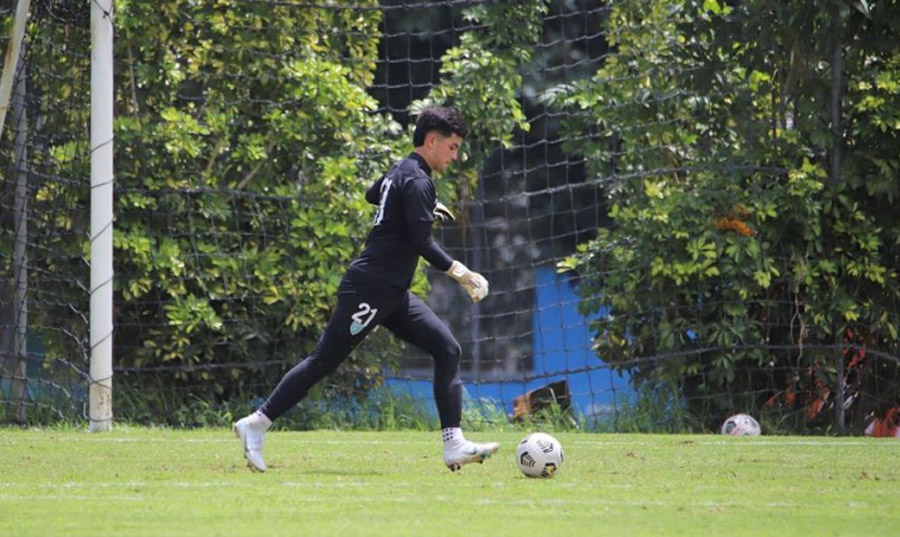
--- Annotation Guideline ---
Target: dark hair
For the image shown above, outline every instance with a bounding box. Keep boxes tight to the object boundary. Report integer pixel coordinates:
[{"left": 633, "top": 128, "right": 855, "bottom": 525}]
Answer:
[{"left": 413, "top": 106, "right": 468, "bottom": 147}]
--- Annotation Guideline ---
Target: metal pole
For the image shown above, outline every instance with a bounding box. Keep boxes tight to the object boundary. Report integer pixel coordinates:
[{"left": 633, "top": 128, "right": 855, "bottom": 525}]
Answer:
[
  {"left": 89, "top": 0, "right": 114, "bottom": 432},
  {"left": 830, "top": 4, "right": 843, "bottom": 186},
  {"left": 11, "top": 46, "right": 28, "bottom": 424},
  {"left": 830, "top": 3, "right": 845, "bottom": 434},
  {"left": 834, "top": 340, "right": 846, "bottom": 434},
  {"left": 470, "top": 179, "right": 484, "bottom": 379},
  {"left": 0, "top": 0, "right": 31, "bottom": 140}
]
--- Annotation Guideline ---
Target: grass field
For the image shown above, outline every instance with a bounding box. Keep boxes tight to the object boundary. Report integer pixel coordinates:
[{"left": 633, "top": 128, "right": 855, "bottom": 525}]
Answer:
[{"left": 1, "top": 427, "right": 898, "bottom": 536}]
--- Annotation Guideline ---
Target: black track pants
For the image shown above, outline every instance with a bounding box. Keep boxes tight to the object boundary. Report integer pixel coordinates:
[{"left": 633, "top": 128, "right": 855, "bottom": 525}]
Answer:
[{"left": 259, "top": 290, "right": 463, "bottom": 428}]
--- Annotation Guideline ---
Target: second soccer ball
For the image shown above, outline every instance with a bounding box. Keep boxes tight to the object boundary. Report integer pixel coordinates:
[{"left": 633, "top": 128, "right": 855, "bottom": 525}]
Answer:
[
  {"left": 516, "top": 432, "right": 564, "bottom": 478},
  {"left": 721, "top": 413, "right": 762, "bottom": 436}
]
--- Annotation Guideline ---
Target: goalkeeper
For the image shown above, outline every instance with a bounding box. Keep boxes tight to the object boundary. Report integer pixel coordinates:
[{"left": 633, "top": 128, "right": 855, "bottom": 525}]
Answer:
[{"left": 234, "top": 106, "right": 498, "bottom": 472}]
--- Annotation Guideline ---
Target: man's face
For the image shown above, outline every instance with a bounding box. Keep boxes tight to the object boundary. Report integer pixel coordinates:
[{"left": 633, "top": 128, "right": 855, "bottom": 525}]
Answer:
[{"left": 427, "top": 132, "right": 463, "bottom": 174}]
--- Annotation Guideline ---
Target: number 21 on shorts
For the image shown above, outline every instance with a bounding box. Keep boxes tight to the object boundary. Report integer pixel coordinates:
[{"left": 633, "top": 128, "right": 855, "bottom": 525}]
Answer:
[{"left": 349, "top": 302, "right": 378, "bottom": 335}]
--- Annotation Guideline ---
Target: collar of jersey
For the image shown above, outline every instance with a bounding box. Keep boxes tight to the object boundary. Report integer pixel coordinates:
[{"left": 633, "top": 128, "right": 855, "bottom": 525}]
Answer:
[{"left": 408, "top": 152, "right": 432, "bottom": 177}]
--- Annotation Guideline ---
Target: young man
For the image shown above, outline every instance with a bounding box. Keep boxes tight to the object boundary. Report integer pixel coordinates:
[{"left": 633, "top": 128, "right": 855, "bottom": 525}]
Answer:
[{"left": 234, "top": 106, "right": 499, "bottom": 472}]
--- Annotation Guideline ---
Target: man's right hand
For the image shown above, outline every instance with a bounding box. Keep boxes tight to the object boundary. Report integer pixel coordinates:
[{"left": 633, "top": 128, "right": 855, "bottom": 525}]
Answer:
[{"left": 434, "top": 201, "right": 455, "bottom": 224}]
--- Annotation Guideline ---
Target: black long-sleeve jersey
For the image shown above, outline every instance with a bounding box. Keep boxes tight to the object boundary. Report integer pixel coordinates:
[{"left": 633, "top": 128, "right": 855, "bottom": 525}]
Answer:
[{"left": 342, "top": 153, "right": 454, "bottom": 292}]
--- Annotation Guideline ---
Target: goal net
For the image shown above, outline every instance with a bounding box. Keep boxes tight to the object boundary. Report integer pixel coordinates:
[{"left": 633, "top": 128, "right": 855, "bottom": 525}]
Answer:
[{"left": 2, "top": 0, "right": 899, "bottom": 434}]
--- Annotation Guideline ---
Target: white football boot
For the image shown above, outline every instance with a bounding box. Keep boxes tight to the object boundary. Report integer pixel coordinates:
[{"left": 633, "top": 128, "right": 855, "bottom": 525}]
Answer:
[
  {"left": 233, "top": 412, "right": 270, "bottom": 472},
  {"left": 443, "top": 440, "right": 500, "bottom": 472}
]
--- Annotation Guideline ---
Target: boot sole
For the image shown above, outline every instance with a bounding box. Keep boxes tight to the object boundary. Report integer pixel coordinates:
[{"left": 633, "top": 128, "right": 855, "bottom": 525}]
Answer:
[{"left": 445, "top": 444, "right": 500, "bottom": 472}]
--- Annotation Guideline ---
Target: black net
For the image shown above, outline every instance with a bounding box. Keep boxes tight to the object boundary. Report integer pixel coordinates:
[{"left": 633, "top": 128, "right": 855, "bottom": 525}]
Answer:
[{"left": 2, "top": 0, "right": 899, "bottom": 434}]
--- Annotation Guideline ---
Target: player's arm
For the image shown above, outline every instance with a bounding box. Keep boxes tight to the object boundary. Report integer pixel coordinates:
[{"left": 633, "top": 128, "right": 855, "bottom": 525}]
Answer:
[
  {"left": 408, "top": 221, "right": 453, "bottom": 271},
  {"left": 365, "top": 176, "right": 385, "bottom": 205},
  {"left": 407, "top": 222, "right": 489, "bottom": 303},
  {"left": 404, "top": 179, "right": 489, "bottom": 303}
]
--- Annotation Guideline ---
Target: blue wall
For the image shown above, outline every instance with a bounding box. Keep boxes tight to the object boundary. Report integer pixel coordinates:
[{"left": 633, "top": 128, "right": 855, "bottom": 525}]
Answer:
[{"left": 387, "top": 266, "right": 633, "bottom": 422}]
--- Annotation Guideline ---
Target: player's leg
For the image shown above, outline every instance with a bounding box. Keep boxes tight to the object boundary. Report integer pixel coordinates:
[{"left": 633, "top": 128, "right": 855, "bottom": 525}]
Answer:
[
  {"left": 258, "top": 293, "right": 389, "bottom": 420},
  {"left": 381, "top": 292, "right": 499, "bottom": 471},
  {"left": 382, "top": 293, "right": 462, "bottom": 426},
  {"left": 234, "top": 291, "right": 396, "bottom": 472}
]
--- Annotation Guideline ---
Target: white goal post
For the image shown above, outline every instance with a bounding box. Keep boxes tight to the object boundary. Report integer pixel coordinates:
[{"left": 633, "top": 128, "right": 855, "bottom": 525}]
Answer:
[{"left": 89, "top": 0, "right": 115, "bottom": 432}]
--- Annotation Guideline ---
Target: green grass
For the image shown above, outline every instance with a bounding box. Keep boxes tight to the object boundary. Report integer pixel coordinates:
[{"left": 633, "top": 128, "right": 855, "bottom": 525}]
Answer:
[{"left": 1, "top": 427, "right": 898, "bottom": 537}]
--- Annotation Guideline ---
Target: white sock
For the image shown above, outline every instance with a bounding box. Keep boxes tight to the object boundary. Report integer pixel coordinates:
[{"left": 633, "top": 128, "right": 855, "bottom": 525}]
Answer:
[
  {"left": 250, "top": 410, "right": 273, "bottom": 430},
  {"left": 442, "top": 427, "right": 465, "bottom": 449}
]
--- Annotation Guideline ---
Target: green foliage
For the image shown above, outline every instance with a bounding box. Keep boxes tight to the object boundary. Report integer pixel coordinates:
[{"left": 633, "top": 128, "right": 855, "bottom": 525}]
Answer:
[
  {"left": 419, "top": 0, "right": 549, "bottom": 203},
  {"left": 116, "top": 0, "right": 408, "bottom": 406},
  {"left": 554, "top": 0, "right": 900, "bottom": 432},
  {"left": 513, "top": 399, "right": 582, "bottom": 432},
  {"left": 114, "top": 369, "right": 441, "bottom": 430},
  {"left": 8, "top": 0, "right": 561, "bottom": 425},
  {"left": 16, "top": 0, "right": 410, "bottom": 411},
  {"left": 461, "top": 397, "right": 516, "bottom": 432},
  {"left": 597, "top": 378, "right": 702, "bottom": 434}
]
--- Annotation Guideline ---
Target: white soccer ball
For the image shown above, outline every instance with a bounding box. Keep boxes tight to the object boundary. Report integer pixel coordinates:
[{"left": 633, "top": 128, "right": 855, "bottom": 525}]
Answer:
[
  {"left": 721, "top": 413, "right": 762, "bottom": 436},
  {"left": 516, "top": 432, "right": 564, "bottom": 478}
]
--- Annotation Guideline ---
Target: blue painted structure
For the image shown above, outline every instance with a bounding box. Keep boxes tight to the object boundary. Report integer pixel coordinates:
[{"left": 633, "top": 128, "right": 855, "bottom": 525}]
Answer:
[{"left": 387, "top": 266, "right": 634, "bottom": 422}]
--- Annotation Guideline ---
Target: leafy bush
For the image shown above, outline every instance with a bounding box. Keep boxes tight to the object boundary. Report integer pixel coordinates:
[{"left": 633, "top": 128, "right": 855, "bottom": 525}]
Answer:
[{"left": 554, "top": 0, "right": 900, "bottom": 433}]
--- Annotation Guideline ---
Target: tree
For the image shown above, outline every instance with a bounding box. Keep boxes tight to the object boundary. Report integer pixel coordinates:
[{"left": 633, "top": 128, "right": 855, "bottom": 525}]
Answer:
[
  {"left": 555, "top": 0, "right": 900, "bottom": 432},
  {"left": 414, "top": 0, "right": 550, "bottom": 375},
  {"left": 8, "top": 0, "right": 411, "bottom": 419}
]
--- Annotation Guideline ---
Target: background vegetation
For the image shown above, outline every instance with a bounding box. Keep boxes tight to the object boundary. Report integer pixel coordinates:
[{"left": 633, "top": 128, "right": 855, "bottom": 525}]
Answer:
[
  {"left": 556, "top": 0, "right": 900, "bottom": 432},
  {"left": 2, "top": 0, "right": 899, "bottom": 432}
]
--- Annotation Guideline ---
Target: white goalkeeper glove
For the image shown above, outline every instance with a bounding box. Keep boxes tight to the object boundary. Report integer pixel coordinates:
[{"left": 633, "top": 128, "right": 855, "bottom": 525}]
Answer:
[
  {"left": 446, "top": 260, "right": 489, "bottom": 303},
  {"left": 434, "top": 201, "right": 455, "bottom": 224}
]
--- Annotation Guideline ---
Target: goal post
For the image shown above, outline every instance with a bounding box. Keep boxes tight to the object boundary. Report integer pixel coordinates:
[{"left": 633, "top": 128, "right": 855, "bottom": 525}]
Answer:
[
  {"left": 0, "top": 0, "right": 29, "bottom": 139},
  {"left": 89, "top": 0, "right": 114, "bottom": 432}
]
